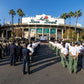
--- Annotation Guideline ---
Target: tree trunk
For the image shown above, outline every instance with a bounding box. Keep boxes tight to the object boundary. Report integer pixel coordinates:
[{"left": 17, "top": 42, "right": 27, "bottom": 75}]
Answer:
[
  {"left": 12, "top": 15, "right": 14, "bottom": 39},
  {"left": 21, "top": 16, "right": 22, "bottom": 24},
  {"left": 18, "top": 16, "right": 20, "bottom": 25},
  {"left": 68, "top": 17, "right": 71, "bottom": 40},
  {"left": 75, "top": 16, "right": 78, "bottom": 32},
  {"left": 64, "top": 19, "right": 66, "bottom": 40},
  {"left": 12, "top": 15, "right": 13, "bottom": 25}
]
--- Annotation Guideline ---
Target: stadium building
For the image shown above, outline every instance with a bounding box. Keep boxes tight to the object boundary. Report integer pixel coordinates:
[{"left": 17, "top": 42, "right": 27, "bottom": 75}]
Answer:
[{"left": 0, "top": 14, "right": 83, "bottom": 41}]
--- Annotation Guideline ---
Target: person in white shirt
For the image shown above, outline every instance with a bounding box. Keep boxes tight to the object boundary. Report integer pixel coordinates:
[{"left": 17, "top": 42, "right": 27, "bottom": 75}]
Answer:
[
  {"left": 69, "top": 43, "right": 79, "bottom": 73},
  {"left": 61, "top": 43, "right": 68, "bottom": 68},
  {"left": 54, "top": 41, "right": 58, "bottom": 55},
  {"left": 27, "top": 44, "right": 34, "bottom": 63},
  {"left": 57, "top": 41, "right": 61, "bottom": 57}
]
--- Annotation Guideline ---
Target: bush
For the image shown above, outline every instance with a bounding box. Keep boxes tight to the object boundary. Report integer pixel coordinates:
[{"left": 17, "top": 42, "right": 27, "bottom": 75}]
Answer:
[
  {"left": 64, "top": 40, "right": 77, "bottom": 43},
  {"left": 9, "top": 37, "right": 15, "bottom": 41},
  {"left": 15, "top": 38, "right": 21, "bottom": 42}
]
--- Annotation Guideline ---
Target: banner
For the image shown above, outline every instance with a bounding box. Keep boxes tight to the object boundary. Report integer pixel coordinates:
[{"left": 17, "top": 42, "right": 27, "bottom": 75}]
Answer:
[
  {"left": 51, "top": 29, "right": 56, "bottom": 34},
  {"left": 30, "top": 28, "right": 35, "bottom": 33},
  {"left": 37, "top": 28, "right": 42, "bottom": 33},
  {"left": 44, "top": 28, "right": 49, "bottom": 34}
]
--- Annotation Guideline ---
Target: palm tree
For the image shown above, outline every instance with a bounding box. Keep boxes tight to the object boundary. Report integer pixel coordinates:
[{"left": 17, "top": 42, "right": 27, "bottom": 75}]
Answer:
[
  {"left": 75, "top": 10, "right": 82, "bottom": 32},
  {"left": 9, "top": 9, "right": 16, "bottom": 25},
  {"left": 68, "top": 11, "right": 74, "bottom": 27},
  {"left": 60, "top": 13, "right": 68, "bottom": 39},
  {"left": 67, "top": 11, "right": 75, "bottom": 40},
  {"left": 17, "top": 8, "right": 21, "bottom": 24},
  {"left": 17, "top": 8, "right": 25, "bottom": 24}
]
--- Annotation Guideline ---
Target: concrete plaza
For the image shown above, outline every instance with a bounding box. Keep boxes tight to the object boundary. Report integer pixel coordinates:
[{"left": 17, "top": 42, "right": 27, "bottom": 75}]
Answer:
[{"left": 0, "top": 45, "right": 84, "bottom": 84}]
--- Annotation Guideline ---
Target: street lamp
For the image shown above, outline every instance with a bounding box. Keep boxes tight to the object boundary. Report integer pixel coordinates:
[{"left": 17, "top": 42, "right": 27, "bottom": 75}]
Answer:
[
  {"left": 0, "top": 19, "right": 1, "bottom": 26},
  {"left": 3, "top": 18, "right": 5, "bottom": 25}
]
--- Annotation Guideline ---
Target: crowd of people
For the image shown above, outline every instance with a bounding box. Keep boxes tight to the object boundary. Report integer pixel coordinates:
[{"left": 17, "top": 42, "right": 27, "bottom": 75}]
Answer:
[
  {"left": 1, "top": 39, "right": 84, "bottom": 74},
  {"left": 0, "top": 40, "right": 40, "bottom": 75},
  {"left": 49, "top": 40, "right": 84, "bottom": 73}
]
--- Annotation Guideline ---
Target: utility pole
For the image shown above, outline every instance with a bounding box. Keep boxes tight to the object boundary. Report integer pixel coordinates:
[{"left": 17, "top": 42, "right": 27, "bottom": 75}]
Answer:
[{"left": 3, "top": 18, "right": 5, "bottom": 25}]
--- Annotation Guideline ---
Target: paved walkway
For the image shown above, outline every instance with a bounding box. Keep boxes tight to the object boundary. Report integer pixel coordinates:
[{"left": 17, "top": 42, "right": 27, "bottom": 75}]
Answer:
[{"left": 0, "top": 45, "right": 84, "bottom": 84}]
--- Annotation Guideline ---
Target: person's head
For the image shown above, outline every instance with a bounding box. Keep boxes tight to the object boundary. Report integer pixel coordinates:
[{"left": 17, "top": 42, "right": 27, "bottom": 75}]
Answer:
[
  {"left": 83, "top": 45, "right": 84, "bottom": 47},
  {"left": 12, "top": 41, "right": 15, "bottom": 45},
  {"left": 72, "top": 42, "right": 75, "bottom": 46},
  {"left": 63, "top": 43, "right": 65, "bottom": 48},
  {"left": 30, "top": 42, "right": 32, "bottom": 45},
  {"left": 75, "top": 43, "right": 77, "bottom": 45},
  {"left": 18, "top": 42, "right": 20, "bottom": 45},
  {"left": 77, "top": 43, "right": 80, "bottom": 46},
  {"left": 26, "top": 42, "right": 29, "bottom": 46},
  {"left": 30, "top": 44, "right": 32, "bottom": 47},
  {"left": 58, "top": 41, "right": 61, "bottom": 44},
  {"left": 33, "top": 41, "right": 35, "bottom": 43},
  {"left": 80, "top": 43, "right": 82, "bottom": 45},
  {"left": 23, "top": 44, "right": 27, "bottom": 48},
  {"left": 61, "top": 41, "right": 65, "bottom": 45}
]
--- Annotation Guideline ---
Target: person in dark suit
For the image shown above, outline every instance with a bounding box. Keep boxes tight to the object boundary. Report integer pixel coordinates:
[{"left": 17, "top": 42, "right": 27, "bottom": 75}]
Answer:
[
  {"left": 80, "top": 46, "right": 84, "bottom": 69},
  {"left": 22, "top": 44, "right": 31, "bottom": 74},
  {"left": 9, "top": 41, "right": 17, "bottom": 66},
  {"left": 0, "top": 44, "right": 2, "bottom": 59},
  {"left": 16, "top": 42, "right": 22, "bottom": 61}
]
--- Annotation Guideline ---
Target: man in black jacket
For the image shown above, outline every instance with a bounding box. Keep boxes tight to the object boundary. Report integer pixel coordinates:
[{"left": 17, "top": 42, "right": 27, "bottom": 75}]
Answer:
[{"left": 9, "top": 41, "right": 17, "bottom": 66}]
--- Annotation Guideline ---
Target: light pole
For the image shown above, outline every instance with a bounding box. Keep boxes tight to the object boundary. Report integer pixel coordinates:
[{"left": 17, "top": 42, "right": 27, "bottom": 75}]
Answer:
[
  {"left": 0, "top": 19, "right": 1, "bottom": 26},
  {"left": 3, "top": 18, "right": 5, "bottom": 25}
]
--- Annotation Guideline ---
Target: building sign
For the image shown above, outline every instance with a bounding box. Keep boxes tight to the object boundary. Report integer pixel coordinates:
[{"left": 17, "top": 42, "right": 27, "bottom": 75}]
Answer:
[
  {"left": 22, "top": 14, "right": 64, "bottom": 25},
  {"left": 44, "top": 20, "right": 57, "bottom": 24},
  {"left": 30, "top": 19, "right": 40, "bottom": 23},
  {"left": 44, "top": 28, "right": 49, "bottom": 34},
  {"left": 29, "top": 14, "right": 58, "bottom": 24},
  {"left": 51, "top": 29, "right": 56, "bottom": 34},
  {"left": 37, "top": 28, "right": 42, "bottom": 33},
  {"left": 30, "top": 28, "right": 35, "bottom": 33}
]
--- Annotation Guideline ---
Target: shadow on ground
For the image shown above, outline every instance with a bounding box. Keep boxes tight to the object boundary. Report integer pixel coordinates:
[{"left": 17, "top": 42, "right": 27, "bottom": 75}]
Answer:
[
  {"left": 31, "top": 45, "right": 60, "bottom": 74},
  {"left": 0, "top": 56, "right": 22, "bottom": 66}
]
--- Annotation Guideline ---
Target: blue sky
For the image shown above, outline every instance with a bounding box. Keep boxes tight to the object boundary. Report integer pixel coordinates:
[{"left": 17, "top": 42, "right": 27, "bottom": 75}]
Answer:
[{"left": 0, "top": 0, "right": 84, "bottom": 27}]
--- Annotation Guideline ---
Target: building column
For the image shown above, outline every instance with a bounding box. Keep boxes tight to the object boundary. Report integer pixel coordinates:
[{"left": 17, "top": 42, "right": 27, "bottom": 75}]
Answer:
[
  {"left": 22, "top": 28, "right": 24, "bottom": 38},
  {"left": 6, "top": 30, "right": 8, "bottom": 40},
  {"left": 42, "top": 28, "right": 44, "bottom": 37},
  {"left": 2, "top": 31, "right": 4, "bottom": 39},
  {"left": 55, "top": 28, "right": 58, "bottom": 40},
  {"left": 49, "top": 28, "right": 51, "bottom": 40},
  {"left": 77, "top": 33, "right": 79, "bottom": 41},
  {"left": 28, "top": 28, "right": 30, "bottom": 42},
  {"left": 35, "top": 28, "right": 37, "bottom": 41},
  {"left": 62, "top": 29, "right": 63, "bottom": 39}
]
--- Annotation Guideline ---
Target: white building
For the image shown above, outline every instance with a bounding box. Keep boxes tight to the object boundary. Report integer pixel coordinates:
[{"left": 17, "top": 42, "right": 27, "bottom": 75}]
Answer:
[
  {"left": 0, "top": 14, "right": 83, "bottom": 41},
  {"left": 22, "top": 14, "right": 64, "bottom": 25}
]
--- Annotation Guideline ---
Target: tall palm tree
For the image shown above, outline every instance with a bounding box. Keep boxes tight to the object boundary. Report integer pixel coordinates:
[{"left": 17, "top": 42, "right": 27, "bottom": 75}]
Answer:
[
  {"left": 17, "top": 8, "right": 25, "bottom": 24},
  {"left": 75, "top": 10, "right": 82, "bottom": 32},
  {"left": 17, "top": 8, "right": 22, "bottom": 24},
  {"left": 60, "top": 13, "right": 68, "bottom": 39},
  {"left": 68, "top": 11, "right": 74, "bottom": 26},
  {"left": 67, "top": 11, "right": 75, "bottom": 40},
  {"left": 9, "top": 9, "right": 16, "bottom": 25}
]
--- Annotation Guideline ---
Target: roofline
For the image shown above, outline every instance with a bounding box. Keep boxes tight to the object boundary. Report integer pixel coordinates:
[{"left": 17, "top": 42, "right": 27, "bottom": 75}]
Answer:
[{"left": 0, "top": 23, "right": 84, "bottom": 29}]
